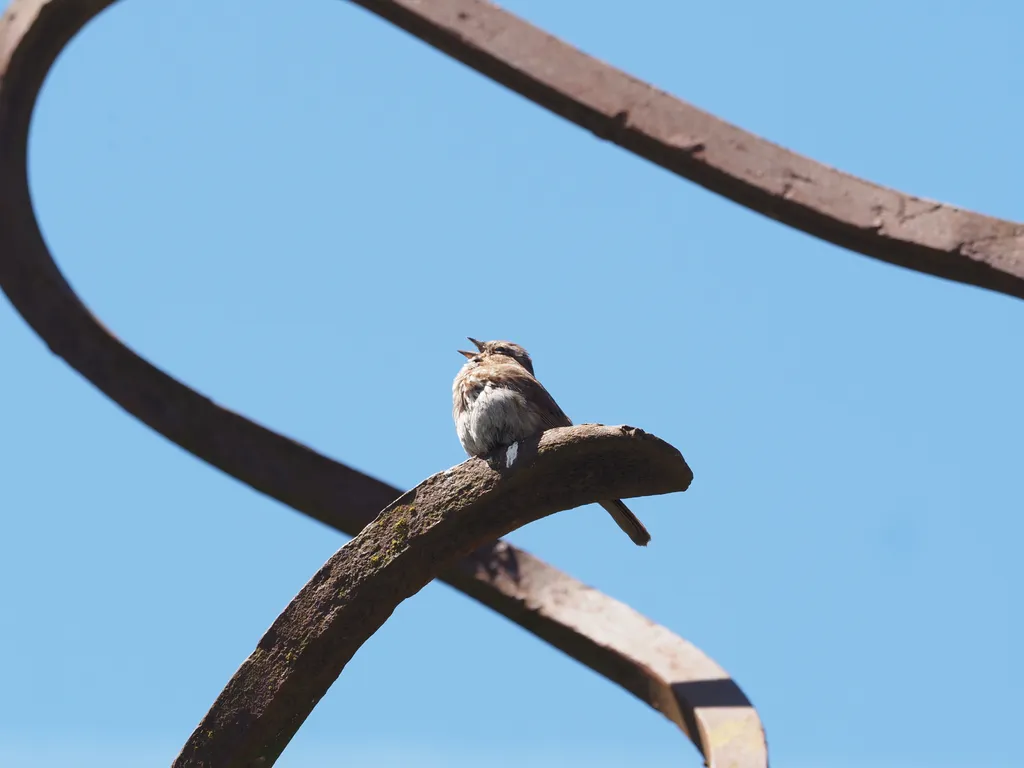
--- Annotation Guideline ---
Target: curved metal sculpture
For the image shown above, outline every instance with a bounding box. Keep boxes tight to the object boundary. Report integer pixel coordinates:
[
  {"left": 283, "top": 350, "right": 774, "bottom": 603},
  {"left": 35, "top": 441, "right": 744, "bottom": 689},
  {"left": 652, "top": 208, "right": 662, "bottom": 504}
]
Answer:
[
  {"left": 6, "top": 0, "right": 1021, "bottom": 766},
  {"left": 0, "top": 1, "right": 765, "bottom": 766}
]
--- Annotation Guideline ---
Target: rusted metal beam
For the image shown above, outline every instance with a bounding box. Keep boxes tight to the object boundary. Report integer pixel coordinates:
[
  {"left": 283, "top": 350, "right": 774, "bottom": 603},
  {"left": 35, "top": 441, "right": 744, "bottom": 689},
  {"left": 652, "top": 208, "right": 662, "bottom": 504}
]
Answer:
[
  {"left": 174, "top": 425, "right": 693, "bottom": 767},
  {"left": 351, "top": 0, "right": 1024, "bottom": 300}
]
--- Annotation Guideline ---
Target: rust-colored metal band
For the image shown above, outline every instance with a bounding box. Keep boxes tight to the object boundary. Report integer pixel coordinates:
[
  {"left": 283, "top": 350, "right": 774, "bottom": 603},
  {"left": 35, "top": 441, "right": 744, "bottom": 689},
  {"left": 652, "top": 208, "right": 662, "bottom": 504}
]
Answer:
[
  {"left": 175, "top": 426, "right": 695, "bottom": 766},
  {"left": 0, "top": 1, "right": 767, "bottom": 765},
  {"left": 353, "top": 0, "right": 1024, "bottom": 301}
]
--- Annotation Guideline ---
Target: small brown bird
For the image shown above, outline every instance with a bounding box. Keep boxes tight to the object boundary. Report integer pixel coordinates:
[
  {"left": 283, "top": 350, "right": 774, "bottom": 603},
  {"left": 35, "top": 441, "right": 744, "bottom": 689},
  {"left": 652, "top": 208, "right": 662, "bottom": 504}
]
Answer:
[{"left": 452, "top": 337, "right": 651, "bottom": 546}]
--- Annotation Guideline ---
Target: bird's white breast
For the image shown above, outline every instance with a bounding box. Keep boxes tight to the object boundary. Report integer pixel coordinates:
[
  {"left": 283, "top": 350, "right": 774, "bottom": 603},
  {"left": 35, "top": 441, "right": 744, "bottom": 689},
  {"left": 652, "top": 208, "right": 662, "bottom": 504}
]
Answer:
[{"left": 455, "top": 380, "right": 542, "bottom": 457}]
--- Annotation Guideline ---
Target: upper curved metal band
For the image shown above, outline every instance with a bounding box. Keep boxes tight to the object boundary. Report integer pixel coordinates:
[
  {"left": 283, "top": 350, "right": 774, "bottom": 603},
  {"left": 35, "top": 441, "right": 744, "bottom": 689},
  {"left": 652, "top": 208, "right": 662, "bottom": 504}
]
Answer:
[
  {"left": 354, "top": 0, "right": 1024, "bottom": 301},
  {"left": 0, "top": 1, "right": 766, "bottom": 766}
]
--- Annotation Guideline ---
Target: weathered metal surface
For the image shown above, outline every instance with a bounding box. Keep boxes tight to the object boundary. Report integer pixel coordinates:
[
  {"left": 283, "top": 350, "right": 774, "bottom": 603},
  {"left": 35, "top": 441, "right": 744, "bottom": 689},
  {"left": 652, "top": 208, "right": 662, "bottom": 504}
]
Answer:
[
  {"left": 174, "top": 426, "right": 694, "bottom": 766},
  {"left": 350, "top": 0, "right": 1024, "bottom": 300}
]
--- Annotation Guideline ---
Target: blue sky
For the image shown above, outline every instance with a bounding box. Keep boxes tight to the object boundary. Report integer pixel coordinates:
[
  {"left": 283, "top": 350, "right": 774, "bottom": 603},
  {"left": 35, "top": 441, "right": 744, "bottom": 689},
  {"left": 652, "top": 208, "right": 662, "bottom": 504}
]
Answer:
[{"left": 2, "top": 1, "right": 1022, "bottom": 766}]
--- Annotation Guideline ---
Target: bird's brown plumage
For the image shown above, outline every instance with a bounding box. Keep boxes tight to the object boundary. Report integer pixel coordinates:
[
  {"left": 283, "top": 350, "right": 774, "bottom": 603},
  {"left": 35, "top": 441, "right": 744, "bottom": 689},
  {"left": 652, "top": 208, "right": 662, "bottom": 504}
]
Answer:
[{"left": 452, "top": 338, "right": 651, "bottom": 546}]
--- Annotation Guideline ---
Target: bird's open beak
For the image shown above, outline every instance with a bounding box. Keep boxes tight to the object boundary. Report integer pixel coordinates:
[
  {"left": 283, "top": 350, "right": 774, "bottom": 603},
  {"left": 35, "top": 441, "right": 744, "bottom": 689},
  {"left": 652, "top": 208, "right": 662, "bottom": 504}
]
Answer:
[
  {"left": 467, "top": 337, "right": 485, "bottom": 351},
  {"left": 458, "top": 349, "right": 476, "bottom": 359}
]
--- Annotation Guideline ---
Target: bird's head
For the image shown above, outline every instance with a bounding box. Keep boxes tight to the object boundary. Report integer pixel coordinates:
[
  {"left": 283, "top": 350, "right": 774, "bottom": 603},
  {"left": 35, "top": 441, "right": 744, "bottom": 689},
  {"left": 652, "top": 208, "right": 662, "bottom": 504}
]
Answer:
[{"left": 458, "top": 337, "right": 535, "bottom": 376}]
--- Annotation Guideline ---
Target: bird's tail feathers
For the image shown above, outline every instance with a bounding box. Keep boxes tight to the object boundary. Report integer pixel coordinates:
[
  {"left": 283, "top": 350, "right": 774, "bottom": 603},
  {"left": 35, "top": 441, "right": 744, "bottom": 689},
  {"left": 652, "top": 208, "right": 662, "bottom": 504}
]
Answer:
[{"left": 599, "top": 499, "right": 651, "bottom": 546}]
